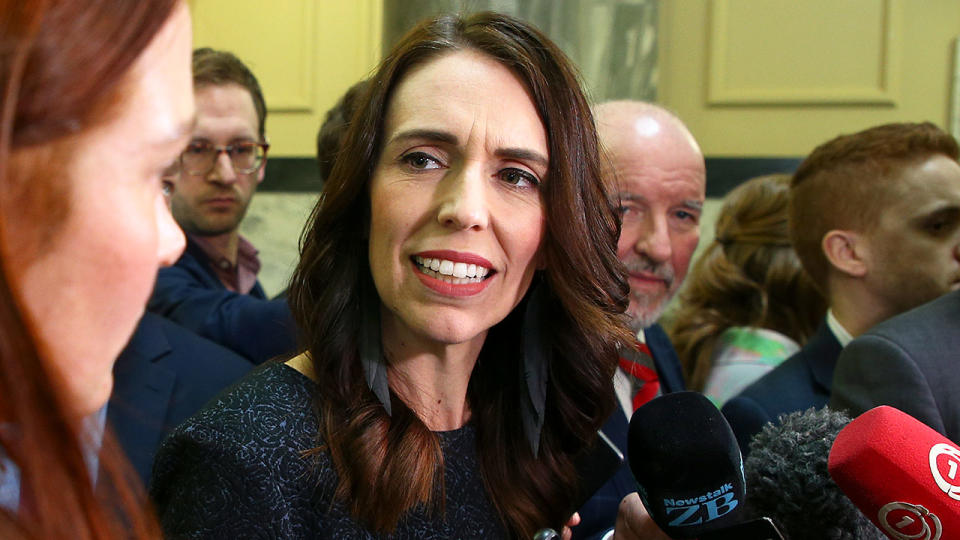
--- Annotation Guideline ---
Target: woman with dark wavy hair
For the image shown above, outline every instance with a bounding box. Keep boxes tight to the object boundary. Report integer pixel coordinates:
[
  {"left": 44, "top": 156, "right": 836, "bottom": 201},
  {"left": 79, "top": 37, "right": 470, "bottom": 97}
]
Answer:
[
  {"left": 669, "top": 174, "right": 826, "bottom": 406},
  {"left": 149, "top": 11, "right": 670, "bottom": 539},
  {"left": 0, "top": 0, "right": 193, "bottom": 537}
]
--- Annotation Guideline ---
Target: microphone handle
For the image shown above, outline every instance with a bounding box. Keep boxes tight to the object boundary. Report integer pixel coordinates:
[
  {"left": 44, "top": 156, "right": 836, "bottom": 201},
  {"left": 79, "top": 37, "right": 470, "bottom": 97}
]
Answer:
[{"left": 697, "top": 517, "right": 785, "bottom": 540}]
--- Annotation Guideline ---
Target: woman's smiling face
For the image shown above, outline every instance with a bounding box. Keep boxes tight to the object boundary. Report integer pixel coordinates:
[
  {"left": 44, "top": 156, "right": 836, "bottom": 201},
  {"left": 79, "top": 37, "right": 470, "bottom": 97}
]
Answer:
[{"left": 368, "top": 49, "right": 548, "bottom": 348}]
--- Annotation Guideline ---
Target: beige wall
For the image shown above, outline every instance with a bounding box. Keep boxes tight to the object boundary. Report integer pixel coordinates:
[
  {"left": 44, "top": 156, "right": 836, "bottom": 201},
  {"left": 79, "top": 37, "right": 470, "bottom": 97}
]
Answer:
[
  {"left": 190, "top": 0, "right": 382, "bottom": 157},
  {"left": 192, "top": 1, "right": 960, "bottom": 158},
  {"left": 190, "top": 1, "right": 383, "bottom": 294},
  {"left": 658, "top": 0, "right": 960, "bottom": 316},
  {"left": 190, "top": 1, "right": 960, "bottom": 294},
  {"left": 659, "top": 0, "right": 960, "bottom": 157}
]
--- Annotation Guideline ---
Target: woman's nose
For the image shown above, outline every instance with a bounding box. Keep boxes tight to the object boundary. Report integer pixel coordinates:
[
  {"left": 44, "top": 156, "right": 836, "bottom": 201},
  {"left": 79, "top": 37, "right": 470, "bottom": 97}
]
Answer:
[
  {"left": 156, "top": 193, "right": 185, "bottom": 266},
  {"left": 436, "top": 165, "right": 490, "bottom": 231}
]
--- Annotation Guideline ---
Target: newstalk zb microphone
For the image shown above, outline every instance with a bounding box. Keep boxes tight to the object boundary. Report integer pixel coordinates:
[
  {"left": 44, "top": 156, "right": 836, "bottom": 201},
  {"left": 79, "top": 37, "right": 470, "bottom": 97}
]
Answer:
[{"left": 627, "top": 392, "right": 746, "bottom": 538}]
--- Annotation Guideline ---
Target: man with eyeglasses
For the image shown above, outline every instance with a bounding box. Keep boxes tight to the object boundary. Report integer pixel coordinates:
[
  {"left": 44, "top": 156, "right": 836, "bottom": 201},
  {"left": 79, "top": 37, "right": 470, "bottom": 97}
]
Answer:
[{"left": 148, "top": 48, "right": 296, "bottom": 364}]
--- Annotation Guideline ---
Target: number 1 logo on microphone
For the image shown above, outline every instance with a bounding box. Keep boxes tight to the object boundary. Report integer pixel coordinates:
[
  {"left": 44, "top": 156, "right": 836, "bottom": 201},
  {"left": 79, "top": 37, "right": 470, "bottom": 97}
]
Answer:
[
  {"left": 878, "top": 502, "right": 942, "bottom": 540},
  {"left": 929, "top": 442, "right": 960, "bottom": 500}
]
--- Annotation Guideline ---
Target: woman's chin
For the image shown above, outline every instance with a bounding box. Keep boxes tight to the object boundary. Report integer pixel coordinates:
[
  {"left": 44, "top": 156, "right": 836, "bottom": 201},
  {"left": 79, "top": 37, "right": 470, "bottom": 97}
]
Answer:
[
  {"left": 401, "top": 316, "right": 490, "bottom": 349},
  {"left": 419, "top": 323, "right": 487, "bottom": 348},
  {"left": 64, "top": 373, "right": 114, "bottom": 420}
]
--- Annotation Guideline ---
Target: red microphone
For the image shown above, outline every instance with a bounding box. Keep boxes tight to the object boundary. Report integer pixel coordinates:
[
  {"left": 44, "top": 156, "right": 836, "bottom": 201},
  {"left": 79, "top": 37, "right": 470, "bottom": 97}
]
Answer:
[{"left": 829, "top": 405, "right": 960, "bottom": 540}]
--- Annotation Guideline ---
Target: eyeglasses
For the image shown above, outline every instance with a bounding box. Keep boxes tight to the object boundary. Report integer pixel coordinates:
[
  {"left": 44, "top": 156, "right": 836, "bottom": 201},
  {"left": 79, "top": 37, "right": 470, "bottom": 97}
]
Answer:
[{"left": 179, "top": 140, "right": 269, "bottom": 175}]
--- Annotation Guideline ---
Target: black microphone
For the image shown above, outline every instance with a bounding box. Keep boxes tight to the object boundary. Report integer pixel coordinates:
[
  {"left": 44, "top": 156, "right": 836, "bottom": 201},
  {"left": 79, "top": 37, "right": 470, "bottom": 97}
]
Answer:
[
  {"left": 628, "top": 392, "right": 782, "bottom": 539},
  {"left": 744, "top": 407, "right": 881, "bottom": 539}
]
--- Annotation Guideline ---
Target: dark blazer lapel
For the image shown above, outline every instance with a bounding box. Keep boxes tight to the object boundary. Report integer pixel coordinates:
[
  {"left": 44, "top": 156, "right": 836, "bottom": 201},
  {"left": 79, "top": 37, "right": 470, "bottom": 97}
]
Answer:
[
  {"left": 182, "top": 238, "right": 227, "bottom": 290},
  {"left": 644, "top": 323, "right": 687, "bottom": 394},
  {"left": 803, "top": 322, "right": 843, "bottom": 394},
  {"left": 600, "top": 409, "right": 635, "bottom": 498},
  {"left": 108, "top": 315, "right": 177, "bottom": 478}
]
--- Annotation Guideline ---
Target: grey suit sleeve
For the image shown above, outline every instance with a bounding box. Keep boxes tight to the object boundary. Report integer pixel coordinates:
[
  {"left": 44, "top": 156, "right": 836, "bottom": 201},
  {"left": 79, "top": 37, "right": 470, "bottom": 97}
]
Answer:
[{"left": 829, "top": 334, "right": 944, "bottom": 434}]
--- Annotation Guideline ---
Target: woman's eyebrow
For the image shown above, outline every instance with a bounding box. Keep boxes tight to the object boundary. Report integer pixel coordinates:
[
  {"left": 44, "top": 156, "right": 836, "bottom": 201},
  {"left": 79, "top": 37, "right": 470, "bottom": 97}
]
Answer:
[
  {"left": 497, "top": 147, "right": 548, "bottom": 168},
  {"left": 385, "top": 130, "right": 548, "bottom": 168},
  {"left": 386, "top": 128, "right": 458, "bottom": 147}
]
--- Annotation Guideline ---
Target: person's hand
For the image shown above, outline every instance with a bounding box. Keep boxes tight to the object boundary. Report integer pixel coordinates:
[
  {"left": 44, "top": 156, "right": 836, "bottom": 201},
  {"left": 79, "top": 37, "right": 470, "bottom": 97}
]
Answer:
[
  {"left": 612, "top": 493, "right": 672, "bottom": 539},
  {"left": 560, "top": 511, "right": 580, "bottom": 540}
]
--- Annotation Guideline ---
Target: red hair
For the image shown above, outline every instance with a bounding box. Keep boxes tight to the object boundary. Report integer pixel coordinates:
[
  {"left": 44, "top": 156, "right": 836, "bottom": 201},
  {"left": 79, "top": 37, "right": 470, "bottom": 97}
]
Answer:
[
  {"left": 790, "top": 122, "right": 960, "bottom": 294},
  {"left": 0, "top": 0, "right": 180, "bottom": 536}
]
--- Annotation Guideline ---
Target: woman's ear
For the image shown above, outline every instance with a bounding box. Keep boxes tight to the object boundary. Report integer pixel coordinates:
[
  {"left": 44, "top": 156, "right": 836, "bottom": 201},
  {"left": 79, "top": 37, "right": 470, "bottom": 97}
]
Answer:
[{"left": 822, "top": 229, "right": 867, "bottom": 278}]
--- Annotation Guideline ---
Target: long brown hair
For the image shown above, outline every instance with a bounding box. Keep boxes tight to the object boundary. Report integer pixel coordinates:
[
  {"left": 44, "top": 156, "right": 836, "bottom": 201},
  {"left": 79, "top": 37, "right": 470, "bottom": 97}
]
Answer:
[
  {"left": 0, "top": 0, "right": 179, "bottom": 537},
  {"left": 669, "top": 174, "right": 826, "bottom": 392},
  {"left": 288, "top": 12, "right": 630, "bottom": 537}
]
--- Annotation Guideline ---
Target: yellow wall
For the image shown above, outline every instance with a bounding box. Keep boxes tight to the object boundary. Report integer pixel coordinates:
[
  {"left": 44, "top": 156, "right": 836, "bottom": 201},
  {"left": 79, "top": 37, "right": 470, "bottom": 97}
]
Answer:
[
  {"left": 191, "top": 0, "right": 960, "bottom": 161},
  {"left": 659, "top": 0, "right": 960, "bottom": 157},
  {"left": 190, "top": 0, "right": 382, "bottom": 157}
]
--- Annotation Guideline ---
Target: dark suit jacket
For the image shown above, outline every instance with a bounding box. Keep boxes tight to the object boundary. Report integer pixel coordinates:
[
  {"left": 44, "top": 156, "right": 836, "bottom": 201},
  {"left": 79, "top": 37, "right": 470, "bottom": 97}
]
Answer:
[
  {"left": 721, "top": 321, "right": 841, "bottom": 455},
  {"left": 148, "top": 238, "right": 297, "bottom": 364},
  {"left": 830, "top": 291, "right": 960, "bottom": 442},
  {"left": 573, "top": 323, "right": 686, "bottom": 540},
  {"left": 108, "top": 313, "right": 254, "bottom": 486}
]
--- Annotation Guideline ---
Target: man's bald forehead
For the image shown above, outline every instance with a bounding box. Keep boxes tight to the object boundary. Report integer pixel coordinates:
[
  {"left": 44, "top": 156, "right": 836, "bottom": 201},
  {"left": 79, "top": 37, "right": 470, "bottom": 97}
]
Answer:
[
  {"left": 594, "top": 100, "right": 675, "bottom": 131},
  {"left": 594, "top": 100, "right": 704, "bottom": 182},
  {"left": 595, "top": 101, "right": 701, "bottom": 157}
]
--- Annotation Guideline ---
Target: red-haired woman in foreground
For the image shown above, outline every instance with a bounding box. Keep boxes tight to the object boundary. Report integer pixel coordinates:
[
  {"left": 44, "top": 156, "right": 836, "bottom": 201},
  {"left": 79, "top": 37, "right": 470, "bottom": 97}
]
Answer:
[{"left": 0, "top": 0, "right": 194, "bottom": 536}]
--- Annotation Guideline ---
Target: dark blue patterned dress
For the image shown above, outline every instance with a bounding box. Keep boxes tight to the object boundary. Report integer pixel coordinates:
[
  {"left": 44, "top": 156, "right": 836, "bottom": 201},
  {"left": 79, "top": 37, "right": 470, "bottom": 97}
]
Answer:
[{"left": 151, "top": 362, "right": 507, "bottom": 539}]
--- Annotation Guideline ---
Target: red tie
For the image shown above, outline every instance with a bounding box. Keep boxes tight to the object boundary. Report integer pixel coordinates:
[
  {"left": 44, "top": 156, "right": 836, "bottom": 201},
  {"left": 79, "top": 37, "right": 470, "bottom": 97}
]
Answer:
[{"left": 619, "top": 341, "right": 660, "bottom": 411}]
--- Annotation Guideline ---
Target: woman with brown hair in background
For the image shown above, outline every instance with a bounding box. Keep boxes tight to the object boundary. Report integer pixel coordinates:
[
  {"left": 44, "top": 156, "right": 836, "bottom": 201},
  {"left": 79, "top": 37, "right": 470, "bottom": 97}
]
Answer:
[
  {"left": 0, "top": 0, "right": 194, "bottom": 536},
  {"left": 669, "top": 174, "right": 826, "bottom": 406}
]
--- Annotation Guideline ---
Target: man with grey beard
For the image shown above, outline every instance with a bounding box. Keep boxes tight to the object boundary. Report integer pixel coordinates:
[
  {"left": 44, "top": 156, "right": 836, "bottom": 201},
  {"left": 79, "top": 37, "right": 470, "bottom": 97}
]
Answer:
[
  {"left": 572, "top": 101, "right": 706, "bottom": 540},
  {"left": 596, "top": 101, "right": 705, "bottom": 413}
]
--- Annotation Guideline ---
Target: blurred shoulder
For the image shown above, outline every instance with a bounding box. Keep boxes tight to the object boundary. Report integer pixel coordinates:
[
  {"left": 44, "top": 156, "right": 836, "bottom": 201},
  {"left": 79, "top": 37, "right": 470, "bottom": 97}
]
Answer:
[{"left": 860, "top": 290, "right": 960, "bottom": 344}]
